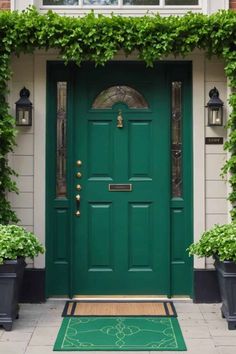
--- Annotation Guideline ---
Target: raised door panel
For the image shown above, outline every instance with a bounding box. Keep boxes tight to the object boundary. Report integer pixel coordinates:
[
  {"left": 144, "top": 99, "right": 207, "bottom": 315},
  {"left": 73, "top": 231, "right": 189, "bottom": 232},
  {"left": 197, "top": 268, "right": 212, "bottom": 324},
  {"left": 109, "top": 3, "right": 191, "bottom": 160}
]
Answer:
[
  {"left": 128, "top": 121, "right": 153, "bottom": 180},
  {"left": 87, "top": 203, "right": 114, "bottom": 271},
  {"left": 128, "top": 203, "right": 154, "bottom": 271},
  {"left": 88, "top": 121, "right": 114, "bottom": 180}
]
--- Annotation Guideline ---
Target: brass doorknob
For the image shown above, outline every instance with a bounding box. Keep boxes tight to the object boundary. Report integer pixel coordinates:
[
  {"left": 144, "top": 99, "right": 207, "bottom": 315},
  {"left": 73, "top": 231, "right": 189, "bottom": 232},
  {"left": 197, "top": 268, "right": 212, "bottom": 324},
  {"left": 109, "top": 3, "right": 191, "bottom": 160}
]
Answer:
[
  {"left": 76, "top": 172, "right": 82, "bottom": 178},
  {"left": 77, "top": 160, "right": 82, "bottom": 166},
  {"left": 76, "top": 194, "right": 81, "bottom": 201},
  {"left": 75, "top": 211, "right": 81, "bottom": 217},
  {"left": 76, "top": 184, "right": 82, "bottom": 191}
]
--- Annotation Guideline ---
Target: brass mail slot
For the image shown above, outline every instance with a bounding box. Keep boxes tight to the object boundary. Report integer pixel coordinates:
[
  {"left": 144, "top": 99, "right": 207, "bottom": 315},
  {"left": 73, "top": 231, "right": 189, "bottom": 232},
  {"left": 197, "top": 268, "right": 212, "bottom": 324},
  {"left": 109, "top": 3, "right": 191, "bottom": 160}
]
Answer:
[{"left": 109, "top": 184, "right": 132, "bottom": 192}]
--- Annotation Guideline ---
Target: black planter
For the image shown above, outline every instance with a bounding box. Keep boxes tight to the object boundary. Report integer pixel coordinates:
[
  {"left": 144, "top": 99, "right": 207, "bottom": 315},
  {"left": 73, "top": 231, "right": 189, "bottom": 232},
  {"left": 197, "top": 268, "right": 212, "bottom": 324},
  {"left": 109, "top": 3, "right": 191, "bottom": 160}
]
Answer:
[
  {"left": 0, "top": 258, "right": 26, "bottom": 331},
  {"left": 215, "top": 258, "right": 236, "bottom": 330}
]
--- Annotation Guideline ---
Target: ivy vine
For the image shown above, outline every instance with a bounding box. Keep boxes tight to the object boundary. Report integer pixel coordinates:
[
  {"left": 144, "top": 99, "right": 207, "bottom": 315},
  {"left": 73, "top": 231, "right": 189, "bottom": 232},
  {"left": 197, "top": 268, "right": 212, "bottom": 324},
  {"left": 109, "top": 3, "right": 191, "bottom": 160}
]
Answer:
[{"left": 0, "top": 7, "right": 236, "bottom": 223}]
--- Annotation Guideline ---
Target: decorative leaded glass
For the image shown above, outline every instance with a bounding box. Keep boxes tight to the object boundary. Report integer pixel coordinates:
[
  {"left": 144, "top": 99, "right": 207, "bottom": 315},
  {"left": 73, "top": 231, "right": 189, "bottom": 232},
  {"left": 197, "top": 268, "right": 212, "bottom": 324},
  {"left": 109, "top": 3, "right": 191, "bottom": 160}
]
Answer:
[
  {"left": 171, "top": 81, "right": 182, "bottom": 198},
  {"left": 92, "top": 86, "right": 149, "bottom": 109},
  {"left": 56, "top": 82, "right": 67, "bottom": 198}
]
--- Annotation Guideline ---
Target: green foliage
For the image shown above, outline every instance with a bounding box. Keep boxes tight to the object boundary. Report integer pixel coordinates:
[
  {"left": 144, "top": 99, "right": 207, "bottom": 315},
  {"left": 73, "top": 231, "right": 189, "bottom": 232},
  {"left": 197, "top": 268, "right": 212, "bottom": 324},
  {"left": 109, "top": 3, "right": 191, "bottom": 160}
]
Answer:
[
  {"left": 0, "top": 7, "right": 236, "bottom": 221},
  {"left": 0, "top": 224, "right": 45, "bottom": 264},
  {"left": 188, "top": 223, "right": 236, "bottom": 262}
]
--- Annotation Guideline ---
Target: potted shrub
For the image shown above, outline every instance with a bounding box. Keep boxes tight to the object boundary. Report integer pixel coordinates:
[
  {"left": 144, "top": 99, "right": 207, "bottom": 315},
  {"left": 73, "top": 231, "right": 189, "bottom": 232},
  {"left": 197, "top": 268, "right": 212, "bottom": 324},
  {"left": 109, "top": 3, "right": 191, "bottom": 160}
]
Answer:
[
  {"left": 0, "top": 224, "right": 44, "bottom": 331},
  {"left": 188, "top": 222, "right": 236, "bottom": 330}
]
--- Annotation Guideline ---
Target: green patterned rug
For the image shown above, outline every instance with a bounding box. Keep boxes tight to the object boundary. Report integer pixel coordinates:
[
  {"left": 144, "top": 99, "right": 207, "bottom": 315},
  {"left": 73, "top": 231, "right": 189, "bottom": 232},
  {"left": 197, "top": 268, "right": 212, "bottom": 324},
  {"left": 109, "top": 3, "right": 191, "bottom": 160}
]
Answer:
[{"left": 53, "top": 317, "right": 187, "bottom": 351}]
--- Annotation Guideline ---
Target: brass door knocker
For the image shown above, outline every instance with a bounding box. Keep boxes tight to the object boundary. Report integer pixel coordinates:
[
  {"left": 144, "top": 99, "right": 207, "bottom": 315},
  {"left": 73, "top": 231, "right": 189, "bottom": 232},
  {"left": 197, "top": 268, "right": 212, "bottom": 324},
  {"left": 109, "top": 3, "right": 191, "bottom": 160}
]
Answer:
[{"left": 117, "top": 110, "right": 123, "bottom": 128}]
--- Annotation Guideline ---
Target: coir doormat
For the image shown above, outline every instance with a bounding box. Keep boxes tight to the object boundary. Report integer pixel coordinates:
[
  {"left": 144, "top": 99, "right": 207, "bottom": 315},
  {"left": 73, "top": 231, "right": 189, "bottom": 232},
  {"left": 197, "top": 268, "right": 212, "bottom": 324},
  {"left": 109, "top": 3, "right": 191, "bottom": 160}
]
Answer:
[
  {"left": 62, "top": 300, "right": 177, "bottom": 317},
  {"left": 53, "top": 316, "right": 186, "bottom": 351}
]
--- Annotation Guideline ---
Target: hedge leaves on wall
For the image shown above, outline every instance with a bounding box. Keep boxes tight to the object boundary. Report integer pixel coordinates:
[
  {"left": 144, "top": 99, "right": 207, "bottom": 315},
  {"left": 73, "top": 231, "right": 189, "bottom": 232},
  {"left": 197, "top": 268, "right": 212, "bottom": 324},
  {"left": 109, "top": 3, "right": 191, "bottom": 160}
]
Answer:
[{"left": 0, "top": 7, "right": 236, "bottom": 223}]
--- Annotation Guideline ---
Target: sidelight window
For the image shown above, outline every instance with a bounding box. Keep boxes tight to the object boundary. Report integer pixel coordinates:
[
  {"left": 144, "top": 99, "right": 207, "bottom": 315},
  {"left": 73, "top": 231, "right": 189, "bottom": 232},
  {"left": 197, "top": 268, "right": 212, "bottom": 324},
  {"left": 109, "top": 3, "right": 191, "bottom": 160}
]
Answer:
[
  {"left": 171, "top": 81, "right": 182, "bottom": 198},
  {"left": 56, "top": 82, "right": 67, "bottom": 198}
]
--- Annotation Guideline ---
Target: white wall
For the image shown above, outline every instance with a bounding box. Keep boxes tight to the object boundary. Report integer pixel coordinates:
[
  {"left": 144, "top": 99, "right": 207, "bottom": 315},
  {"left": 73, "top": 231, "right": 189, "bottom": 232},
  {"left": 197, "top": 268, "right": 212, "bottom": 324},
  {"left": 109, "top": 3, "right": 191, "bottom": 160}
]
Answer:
[{"left": 8, "top": 51, "right": 229, "bottom": 270}]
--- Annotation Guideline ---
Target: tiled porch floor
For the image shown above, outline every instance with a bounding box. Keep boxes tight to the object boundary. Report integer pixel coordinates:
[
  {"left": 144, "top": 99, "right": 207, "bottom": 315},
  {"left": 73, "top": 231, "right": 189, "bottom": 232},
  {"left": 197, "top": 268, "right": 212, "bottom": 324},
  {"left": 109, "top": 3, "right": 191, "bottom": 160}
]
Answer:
[{"left": 0, "top": 301, "right": 235, "bottom": 354}]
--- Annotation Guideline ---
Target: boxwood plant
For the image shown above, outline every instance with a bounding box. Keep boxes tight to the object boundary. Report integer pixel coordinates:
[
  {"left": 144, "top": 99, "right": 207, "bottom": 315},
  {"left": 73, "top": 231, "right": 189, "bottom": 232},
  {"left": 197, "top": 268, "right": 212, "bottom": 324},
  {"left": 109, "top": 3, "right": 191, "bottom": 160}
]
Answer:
[
  {"left": 188, "top": 223, "right": 236, "bottom": 262},
  {"left": 0, "top": 224, "right": 45, "bottom": 264}
]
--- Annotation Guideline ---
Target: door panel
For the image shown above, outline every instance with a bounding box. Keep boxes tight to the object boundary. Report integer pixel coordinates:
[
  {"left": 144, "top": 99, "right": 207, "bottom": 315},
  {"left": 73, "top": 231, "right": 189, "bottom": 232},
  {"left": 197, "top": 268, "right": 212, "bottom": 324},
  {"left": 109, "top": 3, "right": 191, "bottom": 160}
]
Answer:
[
  {"left": 88, "top": 121, "right": 114, "bottom": 179},
  {"left": 128, "top": 121, "right": 152, "bottom": 179},
  {"left": 88, "top": 203, "right": 113, "bottom": 270},
  {"left": 73, "top": 62, "right": 170, "bottom": 295},
  {"left": 128, "top": 202, "right": 153, "bottom": 270}
]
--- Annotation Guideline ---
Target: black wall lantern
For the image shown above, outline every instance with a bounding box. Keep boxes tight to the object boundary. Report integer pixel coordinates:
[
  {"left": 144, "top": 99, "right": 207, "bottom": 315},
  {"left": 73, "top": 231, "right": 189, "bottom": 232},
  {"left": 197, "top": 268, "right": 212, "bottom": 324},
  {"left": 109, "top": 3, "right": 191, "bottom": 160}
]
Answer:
[
  {"left": 206, "top": 87, "right": 224, "bottom": 126},
  {"left": 15, "top": 87, "right": 32, "bottom": 126}
]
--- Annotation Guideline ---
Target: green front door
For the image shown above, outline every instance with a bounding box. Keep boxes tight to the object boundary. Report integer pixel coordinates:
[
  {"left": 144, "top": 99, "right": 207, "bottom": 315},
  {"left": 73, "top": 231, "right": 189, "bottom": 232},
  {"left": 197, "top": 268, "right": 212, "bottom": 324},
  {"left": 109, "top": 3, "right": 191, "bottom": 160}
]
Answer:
[
  {"left": 73, "top": 63, "right": 169, "bottom": 294},
  {"left": 46, "top": 61, "right": 193, "bottom": 297}
]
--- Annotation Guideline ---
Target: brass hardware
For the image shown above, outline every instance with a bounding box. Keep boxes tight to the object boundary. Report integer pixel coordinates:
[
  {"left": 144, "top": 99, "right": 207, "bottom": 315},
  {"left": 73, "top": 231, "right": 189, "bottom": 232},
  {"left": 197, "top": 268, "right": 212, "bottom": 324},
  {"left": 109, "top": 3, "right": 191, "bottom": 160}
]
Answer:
[
  {"left": 76, "top": 172, "right": 82, "bottom": 178},
  {"left": 75, "top": 211, "right": 81, "bottom": 217},
  {"left": 109, "top": 184, "right": 132, "bottom": 192},
  {"left": 117, "top": 110, "right": 123, "bottom": 128},
  {"left": 77, "top": 160, "right": 82, "bottom": 166},
  {"left": 76, "top": 194, "right": 81, "bottom": 201},
  {"left": 76, "top": 184, "right": 82, "bottom": 191}
]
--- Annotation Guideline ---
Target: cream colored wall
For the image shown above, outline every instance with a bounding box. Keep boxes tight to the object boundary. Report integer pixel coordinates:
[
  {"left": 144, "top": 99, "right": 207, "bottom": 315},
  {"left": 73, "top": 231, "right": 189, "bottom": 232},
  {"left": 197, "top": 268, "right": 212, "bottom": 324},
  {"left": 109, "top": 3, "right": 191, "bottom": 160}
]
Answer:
[
  {"left": 204, "top": 59, "right": 228, "bottom": 268},
  {"left": 8, "top": 54, "right": 35, "bottom": 267},
  {"left": 8, "top": 51, "right": 229, "bottom": 270}
]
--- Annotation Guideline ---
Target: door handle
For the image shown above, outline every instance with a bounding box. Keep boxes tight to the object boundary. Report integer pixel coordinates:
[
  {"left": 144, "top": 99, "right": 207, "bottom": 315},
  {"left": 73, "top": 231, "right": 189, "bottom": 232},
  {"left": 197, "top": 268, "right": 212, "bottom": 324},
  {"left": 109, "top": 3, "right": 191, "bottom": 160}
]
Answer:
[{"left": 75, "top": 194, "right": 81, "bottom": 216}]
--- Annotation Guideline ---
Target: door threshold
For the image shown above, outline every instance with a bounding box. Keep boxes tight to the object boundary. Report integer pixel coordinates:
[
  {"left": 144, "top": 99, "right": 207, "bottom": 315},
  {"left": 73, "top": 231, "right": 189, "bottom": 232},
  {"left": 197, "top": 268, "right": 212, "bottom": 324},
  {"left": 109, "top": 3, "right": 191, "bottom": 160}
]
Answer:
[{"left": 71, "top": 295, "right": 192, "bottom": 302}]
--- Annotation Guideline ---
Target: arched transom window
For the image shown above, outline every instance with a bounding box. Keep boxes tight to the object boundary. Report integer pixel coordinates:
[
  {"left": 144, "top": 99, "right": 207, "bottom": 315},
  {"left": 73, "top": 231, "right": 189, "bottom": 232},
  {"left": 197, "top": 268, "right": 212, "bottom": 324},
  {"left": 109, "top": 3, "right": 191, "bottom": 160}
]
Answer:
[{"left": 92, "top": 85, "right": 149, "bottom": 109}]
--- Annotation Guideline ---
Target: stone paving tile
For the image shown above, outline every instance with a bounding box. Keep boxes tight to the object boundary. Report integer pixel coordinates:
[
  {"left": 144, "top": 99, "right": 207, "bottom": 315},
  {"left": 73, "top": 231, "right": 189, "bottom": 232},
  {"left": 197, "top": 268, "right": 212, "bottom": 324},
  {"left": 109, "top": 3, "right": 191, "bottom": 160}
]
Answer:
[
  {"left": 184, "top": 338, "right": 220, "bottom": 354},
  {"left": 213, "top": 336, "right": 236, "bottom": 346},
  {"left": 0, "top": 341, "right": 28, "bottom": 354},
  {"left": 180, "top": 324, "right": 211, "bottom": 339},
  {"left": 0, "top": 330, "right": 32, "bottom": 342},
  {"left": 174, "top": 303, "right": 202, "bottom": 313},
  {"left": 177, "top": 312, "right": 205, "bottom": 320},
  {"left": 11, "top": 321, "right": 37, "bottom": 333},
  {"left": 29, "top": 326, "right": 60, "bottom": 346},
  {"left": 202, "top": 311, "right": 223, "bottom": 321},
  {"left": 178, "top": 318, "right": 207, "bottom": 326},
  {"left": 208, "top": 323, "right": 236, "bottom": 337},
  {"left": 217, "top": 347, "right": 236, "bottom": 354},
  {"left": 198, "top": 303, "right": 222, "bottom": 312},
  {"left": 25, "top": 345, "right": 74, "bottom": 354},
  {"left": 35, "top": 310, "right": 62, "bottom": 327}
]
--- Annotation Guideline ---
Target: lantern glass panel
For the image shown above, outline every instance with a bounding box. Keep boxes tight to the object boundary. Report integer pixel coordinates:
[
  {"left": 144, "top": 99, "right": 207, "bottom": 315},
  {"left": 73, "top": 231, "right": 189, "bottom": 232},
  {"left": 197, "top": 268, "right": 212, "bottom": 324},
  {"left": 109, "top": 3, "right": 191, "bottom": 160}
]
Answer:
[
  {"left": 17, "top": 107, "right": 31, "bottom": 126},
  {"left": 208, "top": 106, "right": 223, "bottom": 126}
]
